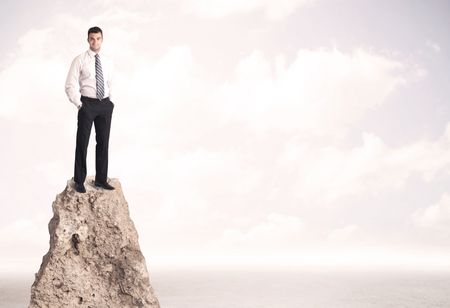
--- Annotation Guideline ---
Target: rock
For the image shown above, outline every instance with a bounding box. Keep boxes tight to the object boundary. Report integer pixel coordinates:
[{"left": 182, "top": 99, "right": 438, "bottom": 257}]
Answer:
[{"left": 29, "top": 176, "right": 160, "bottom": 308}]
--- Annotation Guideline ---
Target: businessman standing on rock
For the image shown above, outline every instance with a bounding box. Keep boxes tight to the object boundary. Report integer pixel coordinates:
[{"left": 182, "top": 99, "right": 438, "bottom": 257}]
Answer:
[{"left": 65, "top": 26, "right": 115, "bottom": 193}]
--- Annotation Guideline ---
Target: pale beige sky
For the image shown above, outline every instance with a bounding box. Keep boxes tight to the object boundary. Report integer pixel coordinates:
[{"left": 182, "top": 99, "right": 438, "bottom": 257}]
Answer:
[{"left": 1, "top": 0, "right": 450, "bottom": 272}]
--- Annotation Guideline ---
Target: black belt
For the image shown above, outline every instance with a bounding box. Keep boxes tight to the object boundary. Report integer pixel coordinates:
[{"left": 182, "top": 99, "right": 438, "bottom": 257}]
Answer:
[{"left": 81, "top": 95, "right": 110, "bottom": 102}]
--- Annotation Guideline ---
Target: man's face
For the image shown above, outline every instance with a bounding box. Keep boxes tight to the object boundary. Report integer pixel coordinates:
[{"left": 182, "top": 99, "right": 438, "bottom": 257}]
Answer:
[{"left": 87, "top": 32, "right": 103, "bottom": 52}]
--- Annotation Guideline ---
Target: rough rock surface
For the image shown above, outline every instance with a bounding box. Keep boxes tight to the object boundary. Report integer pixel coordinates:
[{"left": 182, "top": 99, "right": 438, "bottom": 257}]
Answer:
[{"left": 29, "top": 176, "right": 160, "bottom": 308}]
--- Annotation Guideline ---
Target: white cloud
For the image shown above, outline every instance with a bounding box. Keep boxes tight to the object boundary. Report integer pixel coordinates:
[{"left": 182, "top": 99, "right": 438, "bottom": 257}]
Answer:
[
  {"left": 203, "top": 212, "right": 304, "bottom": 254},
  {"left": 2, "top": 2, "right": 447, "bottom": 270},
  {"left": 412, "top": 192, "right": 450, "bottom": 230},
  {"left": 0, "top": 214, "right": 49, "bottom": 259},
  {"left": 328, "top": 224, "right": 359, "bottom": 242},
  {"left": 0, "top": 8, "right": 153, "bottom": 120},
  {"left": 180, "top": 0, "right": 316, "bottom": 20},
  {"left": 426, "top": 40, "right": 441, "bottom": 53},
  {"left": 213, "top": 47, "right": 409, "bottom": 138},
  {"left": 289, "top": 122, "right": 450, "bottom": 203}
]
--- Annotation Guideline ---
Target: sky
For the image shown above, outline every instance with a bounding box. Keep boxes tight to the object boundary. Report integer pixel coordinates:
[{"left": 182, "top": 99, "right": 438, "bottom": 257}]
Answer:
[{"left": 1, "top": 0, "right": 450, "bottom": 273}]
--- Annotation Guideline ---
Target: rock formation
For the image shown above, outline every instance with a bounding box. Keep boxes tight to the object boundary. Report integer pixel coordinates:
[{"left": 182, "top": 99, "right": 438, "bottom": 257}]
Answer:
[{"left": 29, "top": 176, "right": 160, "bottom": 308}]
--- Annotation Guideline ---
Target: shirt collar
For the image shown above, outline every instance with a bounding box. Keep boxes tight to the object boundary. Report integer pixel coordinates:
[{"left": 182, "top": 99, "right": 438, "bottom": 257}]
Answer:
[{"left": 87, "top": 48, "right": 102, "bottom": 58}]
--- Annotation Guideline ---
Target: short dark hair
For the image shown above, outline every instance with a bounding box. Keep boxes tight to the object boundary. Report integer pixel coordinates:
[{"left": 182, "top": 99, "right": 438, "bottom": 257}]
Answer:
[{"left": 88, "top": 26, "right": 103, "bottom": 37}]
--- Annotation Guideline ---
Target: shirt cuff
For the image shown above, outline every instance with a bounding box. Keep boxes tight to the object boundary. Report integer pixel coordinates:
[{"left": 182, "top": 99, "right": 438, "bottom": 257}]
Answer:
[{"left": 72, "top": 98, "right": 82, "bottom": 108}]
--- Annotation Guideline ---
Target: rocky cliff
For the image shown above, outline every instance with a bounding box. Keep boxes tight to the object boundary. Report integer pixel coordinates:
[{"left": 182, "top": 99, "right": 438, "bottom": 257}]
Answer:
[{"left": 29, "top": 176, "right": 160, "bottom": 308}]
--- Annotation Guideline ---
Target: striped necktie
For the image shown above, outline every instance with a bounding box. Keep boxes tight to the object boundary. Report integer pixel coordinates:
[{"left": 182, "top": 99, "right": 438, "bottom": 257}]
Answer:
[{"left": 95, "top": 54, "right": 105, "bottom": 100}]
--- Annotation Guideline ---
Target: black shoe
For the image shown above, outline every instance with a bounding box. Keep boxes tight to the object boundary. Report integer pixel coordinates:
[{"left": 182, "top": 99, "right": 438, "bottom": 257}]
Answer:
[
  {"left": 74, "top": 182, "right": 86, "bottom": 193},
  {"left": 94, "top": 180, "right": 115, "bottom": 190}
]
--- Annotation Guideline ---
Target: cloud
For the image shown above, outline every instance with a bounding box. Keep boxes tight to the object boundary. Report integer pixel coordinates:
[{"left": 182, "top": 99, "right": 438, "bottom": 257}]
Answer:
[
  {"left": 179, "top": 0, "right": 316, "bottom": 20},
  {"left": 0, "top": 27, "right": 66, "bottom": 119},
  {"left": 0, "top": 214, "right": 49, "bottom": 259},
  {"left": 426, "top": 40, "right": 441, "bottom": 53},
  {"left": 0, "top": 8, "right": 153, "bottom": 120},
  {"left": 204, "top": 212, "right": 304, "bottom": 253},
  {"left": 289, "top": 122, "right": 450, "bottom": 203},
  {"left": 110, "top": 46, "right": 419, "bottom": 214},
  {"left": 2, "top": 3, "right": 445, "bottom": 268},
  {"left": 212, "top": 47, "right": 409, "bottom": 138},
  {"left": 327, "top": 224, "right": 359, "bottom": 242},
  {"left": 412, "top": 192, "right": 450, "bottom": 231},
  {"left": 111, "top": 44, "right": 426, "bottom": 231}
]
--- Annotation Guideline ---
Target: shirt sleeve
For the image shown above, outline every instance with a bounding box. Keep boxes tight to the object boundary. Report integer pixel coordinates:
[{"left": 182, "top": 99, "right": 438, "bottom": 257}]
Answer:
[
  {"left": 108, "top": 57, "right": 114, "bottom": 101},
  {"left": 65, "top": 56, "right": 82, "bottom": 108}
]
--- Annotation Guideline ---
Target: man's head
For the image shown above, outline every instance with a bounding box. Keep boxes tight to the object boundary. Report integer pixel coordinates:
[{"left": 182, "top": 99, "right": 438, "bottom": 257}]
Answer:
[{"left": 87, "top": 27, "right": 103, "bottom": 53}]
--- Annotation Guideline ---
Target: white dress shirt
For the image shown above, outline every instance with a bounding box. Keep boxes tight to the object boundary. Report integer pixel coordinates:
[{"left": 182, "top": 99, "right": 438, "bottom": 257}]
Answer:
[{"left": 65, "top": 48, "right": 114, "bottom": 108}]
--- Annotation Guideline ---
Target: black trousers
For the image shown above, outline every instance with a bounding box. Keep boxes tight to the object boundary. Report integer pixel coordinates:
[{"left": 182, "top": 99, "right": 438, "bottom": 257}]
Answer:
[{"left": 74, "top": 95, "right": 114, "bottom": 185}]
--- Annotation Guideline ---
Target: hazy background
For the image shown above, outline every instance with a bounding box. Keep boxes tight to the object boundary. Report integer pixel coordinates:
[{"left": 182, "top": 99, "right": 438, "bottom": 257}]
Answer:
[{"left": 1, "top": 0, "right": 450, "bottom": 275}]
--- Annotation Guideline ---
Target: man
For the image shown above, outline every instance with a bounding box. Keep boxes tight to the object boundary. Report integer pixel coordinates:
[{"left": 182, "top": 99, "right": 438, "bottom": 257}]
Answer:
[{"left": 65, "top": 26, "right": 115, "bottom": 193}]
